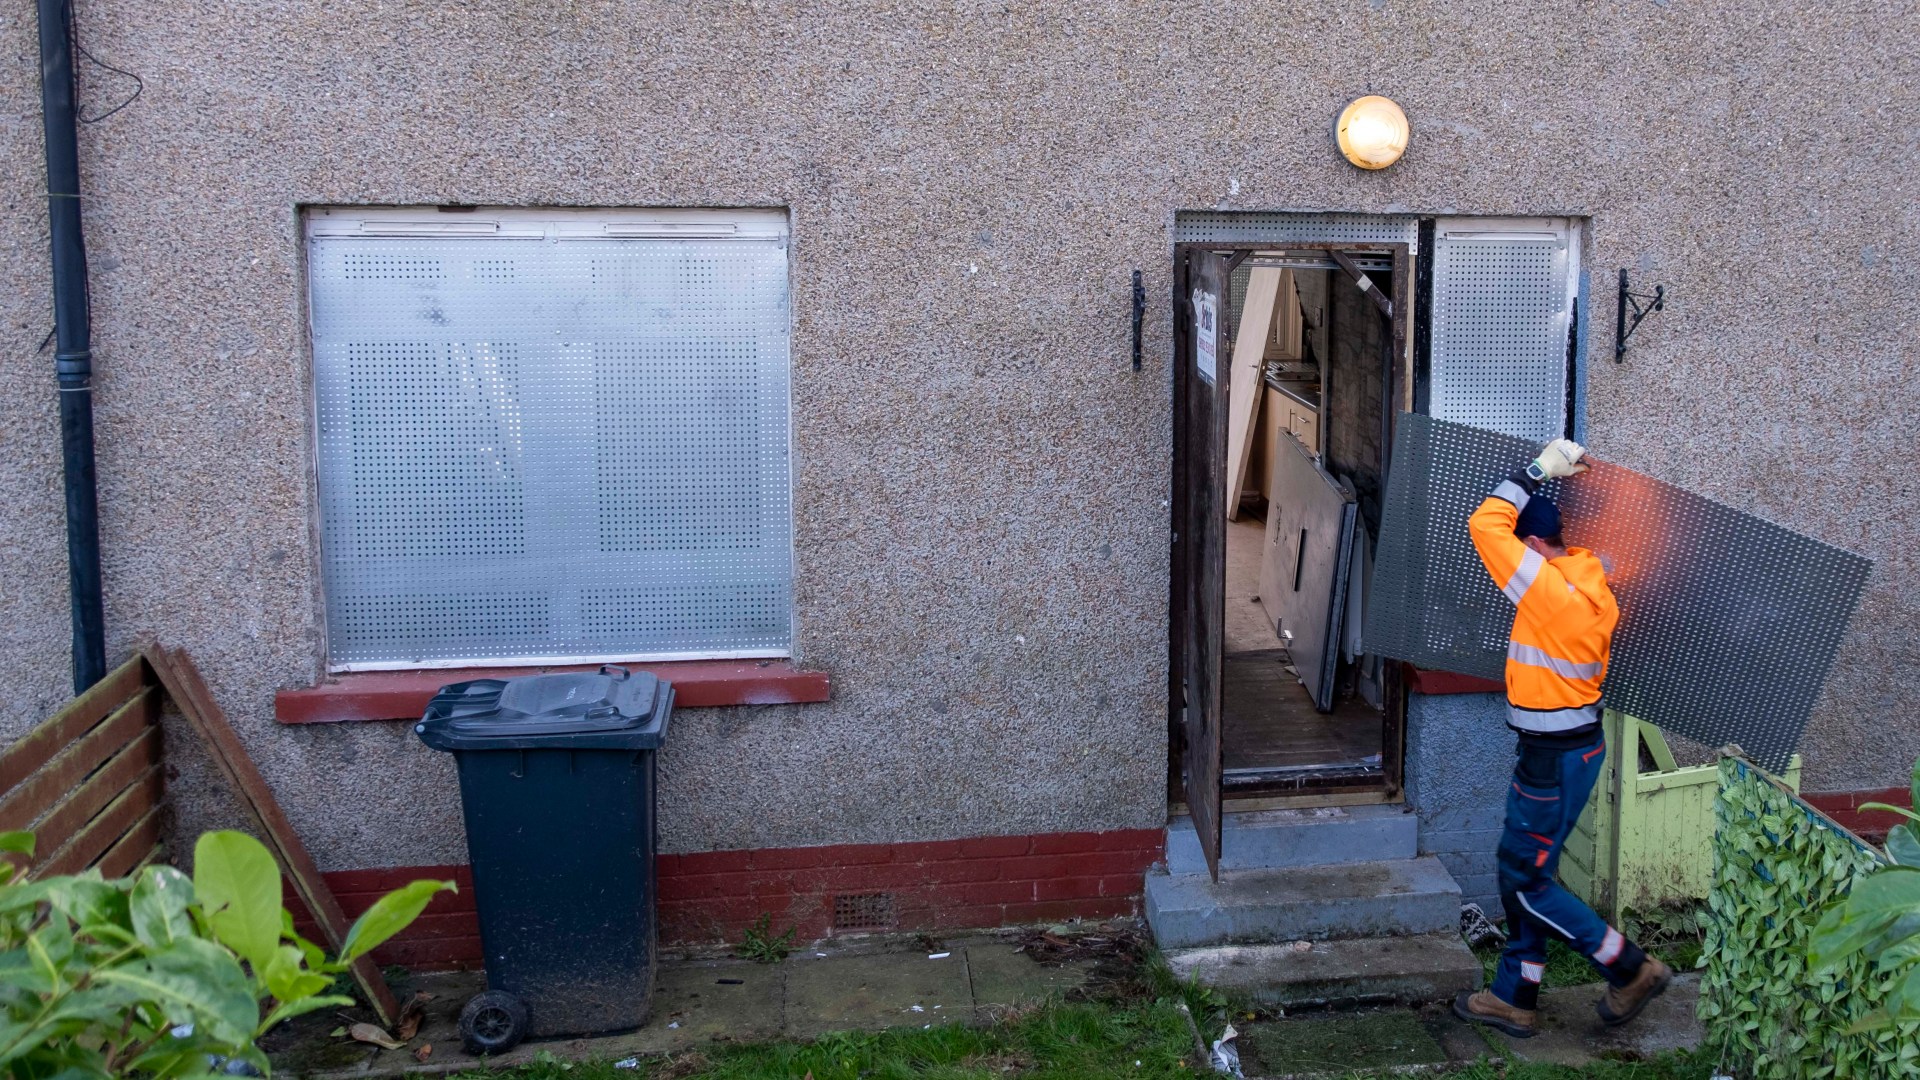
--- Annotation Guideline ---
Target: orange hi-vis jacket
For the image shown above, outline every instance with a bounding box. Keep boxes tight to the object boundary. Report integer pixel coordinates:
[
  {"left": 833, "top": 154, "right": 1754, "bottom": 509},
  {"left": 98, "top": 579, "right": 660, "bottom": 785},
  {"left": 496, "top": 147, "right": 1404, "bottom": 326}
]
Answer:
[{"left": 1468, "top": 473, "right": 1619, "bottom": 736}]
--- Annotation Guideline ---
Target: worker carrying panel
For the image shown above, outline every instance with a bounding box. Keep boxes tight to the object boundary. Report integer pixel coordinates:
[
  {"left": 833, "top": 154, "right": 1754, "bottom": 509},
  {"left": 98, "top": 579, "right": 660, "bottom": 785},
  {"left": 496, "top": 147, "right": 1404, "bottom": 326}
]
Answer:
[
  {"left": 1365, "top": 414, "right": 1871, "bottom": 772},
  {"left": 1468, "top": 473, "right": 1618, "bottom": 735}
]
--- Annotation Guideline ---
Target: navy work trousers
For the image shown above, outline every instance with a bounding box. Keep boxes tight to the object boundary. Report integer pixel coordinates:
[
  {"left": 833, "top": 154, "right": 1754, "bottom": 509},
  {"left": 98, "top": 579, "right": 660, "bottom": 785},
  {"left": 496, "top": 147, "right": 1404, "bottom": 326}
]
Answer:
[{"left": 1490, "top": 736, "right": 1647, "bottom": 1010}]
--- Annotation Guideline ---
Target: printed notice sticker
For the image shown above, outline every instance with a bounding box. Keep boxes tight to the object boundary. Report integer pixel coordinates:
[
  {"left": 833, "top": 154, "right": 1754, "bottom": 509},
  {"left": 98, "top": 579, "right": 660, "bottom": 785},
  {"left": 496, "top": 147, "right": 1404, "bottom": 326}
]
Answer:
[{"left": 1193, "top": 289, "right": 1218, "bottom": 383}]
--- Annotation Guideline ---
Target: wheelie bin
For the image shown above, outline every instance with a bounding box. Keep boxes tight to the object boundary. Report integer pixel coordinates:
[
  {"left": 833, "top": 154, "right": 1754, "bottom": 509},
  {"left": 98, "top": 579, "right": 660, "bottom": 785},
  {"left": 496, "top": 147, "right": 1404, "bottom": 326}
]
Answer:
[{"left": 415, "top": 666, "right": 672, "bottom": 1054}]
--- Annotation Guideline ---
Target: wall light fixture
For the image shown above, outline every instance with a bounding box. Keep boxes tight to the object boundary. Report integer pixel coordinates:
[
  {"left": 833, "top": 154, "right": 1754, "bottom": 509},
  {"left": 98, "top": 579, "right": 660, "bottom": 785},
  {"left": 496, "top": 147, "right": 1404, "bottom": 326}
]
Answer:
[{"left": 1336, "top": 95, "right": 1410, "bottom": 170}]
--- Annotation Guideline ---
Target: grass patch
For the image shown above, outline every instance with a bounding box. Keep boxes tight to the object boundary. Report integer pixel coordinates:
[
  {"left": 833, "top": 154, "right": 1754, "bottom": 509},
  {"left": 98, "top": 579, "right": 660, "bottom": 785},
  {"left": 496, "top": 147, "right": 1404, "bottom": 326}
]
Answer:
[
  {"left": 1625, "top": 903, "right": 1706, "bottom": 973},
  {"left": 450, "top": 1000, "right": 1201, "bottom": 1080},
  {"left": 1473, "top": 937, "right": 1605, "bottom": 988}
]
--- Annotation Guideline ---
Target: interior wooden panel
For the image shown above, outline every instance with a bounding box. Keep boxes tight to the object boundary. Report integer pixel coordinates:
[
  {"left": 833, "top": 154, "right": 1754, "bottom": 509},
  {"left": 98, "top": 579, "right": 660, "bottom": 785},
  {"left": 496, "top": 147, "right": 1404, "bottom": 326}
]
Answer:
[{"left": 1225, "top": 267, "right": 1286, "bottom": 518}]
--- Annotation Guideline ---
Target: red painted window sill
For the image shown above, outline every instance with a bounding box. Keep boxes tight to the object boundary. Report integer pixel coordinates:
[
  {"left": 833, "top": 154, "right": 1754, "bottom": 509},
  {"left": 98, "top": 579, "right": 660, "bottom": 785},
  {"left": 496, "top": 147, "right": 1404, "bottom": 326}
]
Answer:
[
  {"left": 1402, "top": 663, "right": 1505, "bottom": 696},
  {"left": 275, "top": 660, "right": 830, "bottom": 725}
]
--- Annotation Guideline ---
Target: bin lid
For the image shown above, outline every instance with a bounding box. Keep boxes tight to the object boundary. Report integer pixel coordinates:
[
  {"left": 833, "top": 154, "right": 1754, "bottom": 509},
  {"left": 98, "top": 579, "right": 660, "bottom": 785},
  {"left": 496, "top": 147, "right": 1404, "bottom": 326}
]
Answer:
[{"left": 415, "top": 667, "right": 672, "bottom": 751}]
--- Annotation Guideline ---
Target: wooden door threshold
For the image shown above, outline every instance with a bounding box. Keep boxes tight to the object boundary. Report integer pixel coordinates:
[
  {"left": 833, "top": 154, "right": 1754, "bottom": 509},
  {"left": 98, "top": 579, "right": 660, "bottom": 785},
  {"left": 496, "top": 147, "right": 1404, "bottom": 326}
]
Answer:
[{"left": 1171, "top": 787, "right": 1400, "bottom": 816}]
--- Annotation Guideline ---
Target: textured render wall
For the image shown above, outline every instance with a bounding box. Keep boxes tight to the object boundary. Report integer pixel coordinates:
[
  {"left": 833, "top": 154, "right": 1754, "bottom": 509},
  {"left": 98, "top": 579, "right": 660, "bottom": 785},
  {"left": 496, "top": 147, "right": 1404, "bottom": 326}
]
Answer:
[
  {"left": 1403, "top": 692, "right": 1512, "bottom": 910},
  {"left": 0, "top": 7, "right": 74, "bottom": 739},
  {"left": 0, "top": 1, "right": 1915, "bottom": 872}
]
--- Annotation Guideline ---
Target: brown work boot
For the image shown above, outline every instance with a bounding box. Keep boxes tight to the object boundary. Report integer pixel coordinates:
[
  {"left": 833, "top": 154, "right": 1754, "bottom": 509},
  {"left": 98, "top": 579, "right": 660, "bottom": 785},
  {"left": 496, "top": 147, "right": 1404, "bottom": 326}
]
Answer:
[
  {"left": 1597, "top": 956, "right": 1672, "bottom": 1027},
  {"left": 1452, "top": 990, "right": 1536, "bottom": 1039}
]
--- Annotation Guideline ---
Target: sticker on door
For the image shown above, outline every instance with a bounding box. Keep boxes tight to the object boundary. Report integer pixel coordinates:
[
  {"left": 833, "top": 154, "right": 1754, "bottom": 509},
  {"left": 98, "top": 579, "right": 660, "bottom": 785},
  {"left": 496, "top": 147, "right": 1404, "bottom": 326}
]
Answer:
[{"left": 1193, "top": 289, "right": 1218, "bottom": 383}]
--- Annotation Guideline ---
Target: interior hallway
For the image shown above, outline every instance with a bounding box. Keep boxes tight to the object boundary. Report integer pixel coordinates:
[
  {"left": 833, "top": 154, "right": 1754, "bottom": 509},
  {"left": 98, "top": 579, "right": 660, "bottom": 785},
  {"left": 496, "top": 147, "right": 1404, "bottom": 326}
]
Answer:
[{"left": 1223, "top": 515, "right": 1379, "bottom": 774}]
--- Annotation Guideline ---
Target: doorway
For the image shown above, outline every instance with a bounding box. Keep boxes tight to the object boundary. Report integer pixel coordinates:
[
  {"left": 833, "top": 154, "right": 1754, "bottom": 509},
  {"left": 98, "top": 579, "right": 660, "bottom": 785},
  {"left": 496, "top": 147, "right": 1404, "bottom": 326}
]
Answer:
[
  {"left": 1169, "top": 214, "right": 1585, "bottom": 877},
  {"left": 1220, "top": 252, "right": 1403, "bottom": 795},
  {"left": 1169, "top": 239, "right": 1413, "bottom": 874}
]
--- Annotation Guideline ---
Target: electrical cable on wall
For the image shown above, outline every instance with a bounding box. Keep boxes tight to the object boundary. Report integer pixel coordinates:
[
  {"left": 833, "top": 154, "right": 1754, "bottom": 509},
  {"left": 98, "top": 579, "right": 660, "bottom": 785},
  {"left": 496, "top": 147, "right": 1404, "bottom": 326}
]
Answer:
[{"left": 66, "top": 0, "right": 144, "bottom": 124}]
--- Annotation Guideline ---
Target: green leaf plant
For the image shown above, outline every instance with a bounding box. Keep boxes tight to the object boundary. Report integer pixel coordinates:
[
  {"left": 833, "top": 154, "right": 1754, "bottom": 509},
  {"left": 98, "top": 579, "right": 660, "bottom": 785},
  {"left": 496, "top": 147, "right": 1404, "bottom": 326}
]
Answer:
[
  {"left": 1809, "top": 754, "right": 1920, "bottom": 1034},
  {"left": 0, "top": 829, "right": 454, "bottom": 1078},
  {"left": 1701, "top": 757, "right": 1920, "bottom": 1080}
]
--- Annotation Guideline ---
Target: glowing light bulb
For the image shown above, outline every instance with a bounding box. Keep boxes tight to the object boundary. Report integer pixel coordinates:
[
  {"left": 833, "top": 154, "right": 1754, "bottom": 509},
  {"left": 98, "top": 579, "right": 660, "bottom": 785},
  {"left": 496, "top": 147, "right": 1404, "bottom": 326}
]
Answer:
[{"left": 1336, "top": 96, "right": 1410, "bottom": 170}]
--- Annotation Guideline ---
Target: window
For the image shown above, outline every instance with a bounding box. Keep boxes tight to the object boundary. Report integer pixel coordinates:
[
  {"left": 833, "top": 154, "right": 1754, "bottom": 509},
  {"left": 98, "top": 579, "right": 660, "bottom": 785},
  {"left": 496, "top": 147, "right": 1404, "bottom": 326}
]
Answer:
[
  {"left": 1426, "top": 217, "right": 1581, "bottom": 441},
  {"left": 306, "top": 208, "right": 793, "bottom": 670}
]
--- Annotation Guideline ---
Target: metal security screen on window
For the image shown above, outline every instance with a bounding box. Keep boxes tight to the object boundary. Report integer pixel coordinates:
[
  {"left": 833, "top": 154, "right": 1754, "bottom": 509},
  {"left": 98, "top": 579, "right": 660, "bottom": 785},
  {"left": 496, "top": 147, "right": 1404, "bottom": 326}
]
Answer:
[
  {"left": 1429, "top": 218, "right": 1576, "bottom": 441},
  {"left": 307, "top": 208, "right": 793, "bottom": 669}
]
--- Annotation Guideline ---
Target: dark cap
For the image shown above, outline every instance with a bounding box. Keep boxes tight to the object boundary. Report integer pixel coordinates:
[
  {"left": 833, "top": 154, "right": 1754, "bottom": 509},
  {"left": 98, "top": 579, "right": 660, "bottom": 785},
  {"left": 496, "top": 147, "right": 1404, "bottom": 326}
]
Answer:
[{"left": 1515, "top": 494, "right": 1561, "bottom": 540}]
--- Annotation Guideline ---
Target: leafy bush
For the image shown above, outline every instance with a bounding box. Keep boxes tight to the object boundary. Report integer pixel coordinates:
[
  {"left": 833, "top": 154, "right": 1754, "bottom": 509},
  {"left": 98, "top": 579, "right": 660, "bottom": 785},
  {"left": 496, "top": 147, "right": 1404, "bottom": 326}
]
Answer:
[
  {"left": 1699, "top": 757, "right": 1920, "bottom": 1079},
  {"left": 0, "top": 829, "right": 453, "bottom": 1077},
  {"left": 1810, "top": 756, "right": 1920, "bottom": 1031}
]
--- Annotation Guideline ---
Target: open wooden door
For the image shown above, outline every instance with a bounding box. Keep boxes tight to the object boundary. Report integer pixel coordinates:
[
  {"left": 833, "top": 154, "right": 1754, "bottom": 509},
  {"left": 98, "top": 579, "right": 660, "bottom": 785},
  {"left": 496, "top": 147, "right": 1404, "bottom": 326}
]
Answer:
[{"left": 1175, "top": 248, "right": 1229, "bottom": 880}]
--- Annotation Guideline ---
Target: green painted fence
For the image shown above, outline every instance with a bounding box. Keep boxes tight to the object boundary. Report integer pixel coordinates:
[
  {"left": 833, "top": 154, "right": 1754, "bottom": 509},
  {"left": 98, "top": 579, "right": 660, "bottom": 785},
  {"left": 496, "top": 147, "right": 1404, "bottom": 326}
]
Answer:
[{"left": 1562, "top": 710, "right": 1801, "bottom": 922}]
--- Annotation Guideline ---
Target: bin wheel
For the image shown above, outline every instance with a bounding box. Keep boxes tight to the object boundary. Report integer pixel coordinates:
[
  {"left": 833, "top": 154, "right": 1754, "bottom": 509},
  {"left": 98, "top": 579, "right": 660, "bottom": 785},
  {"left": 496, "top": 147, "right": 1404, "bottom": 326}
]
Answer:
[{"left": 459, "top": 990, "right": 529, "bottom": 1055}]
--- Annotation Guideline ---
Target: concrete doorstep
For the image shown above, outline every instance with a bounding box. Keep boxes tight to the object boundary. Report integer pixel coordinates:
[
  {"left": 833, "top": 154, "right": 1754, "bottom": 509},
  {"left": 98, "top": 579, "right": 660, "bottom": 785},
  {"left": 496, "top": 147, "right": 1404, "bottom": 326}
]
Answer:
[
  {"left": 1167, "top": 934, "right": 1483, "bottom": 1008},
  {"left": 268, "top": 935, "right": 1096, "bottom": 1078},
  {"left": 1146, "top": 856, "right": 1463, "bottom": 949}
]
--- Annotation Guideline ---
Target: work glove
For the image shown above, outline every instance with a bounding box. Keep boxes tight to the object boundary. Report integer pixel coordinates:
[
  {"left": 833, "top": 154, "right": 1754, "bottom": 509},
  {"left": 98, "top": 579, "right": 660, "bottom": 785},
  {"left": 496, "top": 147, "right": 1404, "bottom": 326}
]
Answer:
[{"left": 1527, "top": 438, "right": 1589, "bottom": 481}]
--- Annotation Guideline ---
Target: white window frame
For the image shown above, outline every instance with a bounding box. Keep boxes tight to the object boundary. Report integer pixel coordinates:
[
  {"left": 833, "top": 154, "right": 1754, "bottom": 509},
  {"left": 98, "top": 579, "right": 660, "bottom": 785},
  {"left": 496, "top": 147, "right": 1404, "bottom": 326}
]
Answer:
[{"left": 305, "top": 206, "right": 795, "bottom": 672}]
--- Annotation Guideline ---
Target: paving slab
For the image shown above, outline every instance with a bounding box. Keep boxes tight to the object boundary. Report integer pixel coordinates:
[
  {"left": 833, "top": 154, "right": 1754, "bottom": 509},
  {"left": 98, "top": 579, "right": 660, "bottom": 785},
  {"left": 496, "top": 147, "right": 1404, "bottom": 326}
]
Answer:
[
  {"left": 782, "top": 949, "right": 974, "bottom": 1038},
  {"left": 1505, "top": 972, "right": 1702, "bottom": 1066},
  {"left": 263, "top": 1029, "right": 378, "bottom": 1077},
  {"left": 296, "top": 963, "right": 789, "bottom": 1077},
  {"left": 460, "top": 961, "right": 790, "bottom": 1076},
  {"left": 269, "top": 970, "right": 480, "bottom": 1077},
  {"left": 1237, "top": 1009, "right": 1450, "bottom": 1078},
  {"left": 963, "top": 942, "right": 1094, "bottom": 1020},
  {"left": 620, "top": 957, "right": 787, "bottom": 1053},
  {"left": 1420, "top": 1000, "right": 1500, "bottom": 1064}
]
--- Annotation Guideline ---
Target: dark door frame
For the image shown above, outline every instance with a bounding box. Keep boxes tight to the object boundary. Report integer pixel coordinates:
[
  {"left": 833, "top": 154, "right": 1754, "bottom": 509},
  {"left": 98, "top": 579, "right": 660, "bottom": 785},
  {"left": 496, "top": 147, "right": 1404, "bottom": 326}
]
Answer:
[
  {"left": 1169, "top": 239, "right": 1414, "bottom": 808},
  {"left": 1173, "top": 248, "right": 1231, "bottom": 878}
]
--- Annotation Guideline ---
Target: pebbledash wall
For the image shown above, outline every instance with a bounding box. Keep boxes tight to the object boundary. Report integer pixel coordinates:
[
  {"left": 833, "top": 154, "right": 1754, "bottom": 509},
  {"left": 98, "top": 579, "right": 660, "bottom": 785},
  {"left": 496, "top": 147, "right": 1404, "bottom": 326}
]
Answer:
[{"left": 3, "top": 4, "right": 1917, "bottom": 962}]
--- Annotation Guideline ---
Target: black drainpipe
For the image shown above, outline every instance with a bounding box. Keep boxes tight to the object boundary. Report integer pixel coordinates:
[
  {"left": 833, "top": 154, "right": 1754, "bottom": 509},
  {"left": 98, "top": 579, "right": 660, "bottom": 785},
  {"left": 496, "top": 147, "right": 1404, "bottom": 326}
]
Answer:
[{"left": 37, "top": 0, "right": 106, "bottom": 692}]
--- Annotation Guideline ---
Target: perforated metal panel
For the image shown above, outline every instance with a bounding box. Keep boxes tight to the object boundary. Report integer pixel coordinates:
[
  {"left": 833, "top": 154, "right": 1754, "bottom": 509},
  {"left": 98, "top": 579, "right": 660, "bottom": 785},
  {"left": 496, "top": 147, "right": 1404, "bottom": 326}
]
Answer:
[
  {"left": 1228, "top": 265, "right": 1250, "bottom": 338},
  {"left": 1428, "top": 221, "right": 1573, "bottom": 440},
  {"left": 1365, "top": 415, "right": 1872, "bottom": 771},
  {"left": 1175, "top": 211, "right": 1419, "bottom": 249},
  {"left": 1366, "top": 417, "right": 1554, "bottom": 680},
  {"left": 308, "top": 211, "right": 792, "bottom": 669}
]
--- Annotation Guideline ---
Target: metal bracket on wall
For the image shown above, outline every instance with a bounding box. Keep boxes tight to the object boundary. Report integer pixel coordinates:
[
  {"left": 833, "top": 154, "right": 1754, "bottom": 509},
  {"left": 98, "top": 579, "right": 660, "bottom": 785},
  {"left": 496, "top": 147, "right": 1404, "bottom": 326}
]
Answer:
[
  {"left": 1614, "top": 268, "right": 1665, "bottom": 362},
  {"left": 1131, "top": 269, "right": 1145, "bottom": 370}
]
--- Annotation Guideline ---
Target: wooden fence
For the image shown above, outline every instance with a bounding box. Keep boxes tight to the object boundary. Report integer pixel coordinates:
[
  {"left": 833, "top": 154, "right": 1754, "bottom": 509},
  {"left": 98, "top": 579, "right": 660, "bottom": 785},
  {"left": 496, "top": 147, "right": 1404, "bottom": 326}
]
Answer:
[
  {"left": 0, "top": 655, "right": 164, "bottom": 878},
  {"left": 1563, "top": 709, "right": 1802, "bottom": 921},
  {"left": 0, "top": 648, "right": 403, "bottom": 1028}
]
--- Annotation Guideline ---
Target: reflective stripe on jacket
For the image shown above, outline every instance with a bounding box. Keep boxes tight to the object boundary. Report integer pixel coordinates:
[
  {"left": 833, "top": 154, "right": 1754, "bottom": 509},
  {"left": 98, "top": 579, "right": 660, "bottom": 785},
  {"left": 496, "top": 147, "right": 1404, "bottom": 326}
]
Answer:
[{"left": 1468, "top": 473, "right": 1619, "bottom": 735}]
